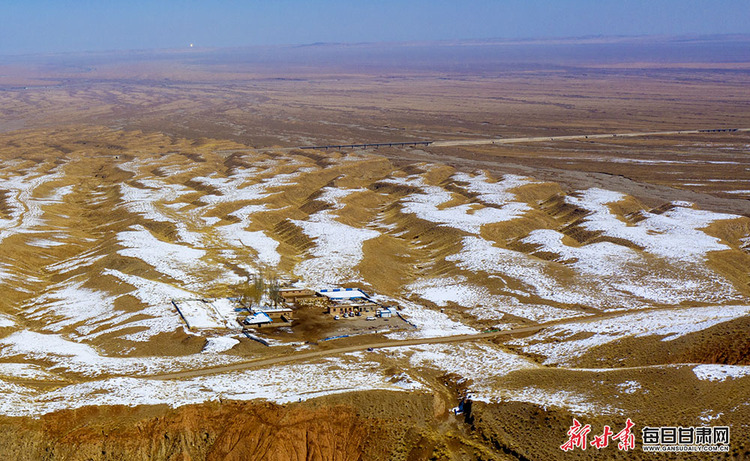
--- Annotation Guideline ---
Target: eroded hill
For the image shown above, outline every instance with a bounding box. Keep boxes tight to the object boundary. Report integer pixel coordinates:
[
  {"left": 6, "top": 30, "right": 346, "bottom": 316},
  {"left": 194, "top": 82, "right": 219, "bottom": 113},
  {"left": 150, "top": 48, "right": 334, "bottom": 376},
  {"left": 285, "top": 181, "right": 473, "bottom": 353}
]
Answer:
[{"left": 1, "top": 127, "right": 749, "bottom": 458}]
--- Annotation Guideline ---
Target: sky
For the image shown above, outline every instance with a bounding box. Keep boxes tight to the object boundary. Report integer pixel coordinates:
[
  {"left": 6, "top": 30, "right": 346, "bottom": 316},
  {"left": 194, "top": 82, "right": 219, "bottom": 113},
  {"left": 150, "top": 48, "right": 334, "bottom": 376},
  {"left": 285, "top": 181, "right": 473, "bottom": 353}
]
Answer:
[{"left": 1, "top": 0, "right": 749, "bottom": 55}]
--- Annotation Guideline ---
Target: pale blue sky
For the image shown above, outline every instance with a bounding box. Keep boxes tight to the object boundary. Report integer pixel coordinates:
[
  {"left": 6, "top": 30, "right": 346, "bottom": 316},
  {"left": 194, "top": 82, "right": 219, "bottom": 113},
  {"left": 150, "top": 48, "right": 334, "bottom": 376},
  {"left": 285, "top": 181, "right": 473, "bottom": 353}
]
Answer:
[{"left": 1, "top": 0, "right": 748, "bottom": 55}]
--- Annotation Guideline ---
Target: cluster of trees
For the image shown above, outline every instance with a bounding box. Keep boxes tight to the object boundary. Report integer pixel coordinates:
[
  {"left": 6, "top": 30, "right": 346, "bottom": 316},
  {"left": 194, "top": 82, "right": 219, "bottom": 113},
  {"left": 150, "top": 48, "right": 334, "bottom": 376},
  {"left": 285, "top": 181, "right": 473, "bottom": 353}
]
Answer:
[{"left": 238, "top": 273, "right": 283, "bottom": 308}]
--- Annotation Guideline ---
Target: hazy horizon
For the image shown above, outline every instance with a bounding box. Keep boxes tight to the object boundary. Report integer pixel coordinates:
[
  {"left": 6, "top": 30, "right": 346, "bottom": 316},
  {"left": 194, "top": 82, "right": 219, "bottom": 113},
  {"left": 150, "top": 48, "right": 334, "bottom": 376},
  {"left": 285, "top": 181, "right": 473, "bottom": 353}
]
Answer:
[{"left": 1, "top": 0, "right": 749, "bottom": 56}]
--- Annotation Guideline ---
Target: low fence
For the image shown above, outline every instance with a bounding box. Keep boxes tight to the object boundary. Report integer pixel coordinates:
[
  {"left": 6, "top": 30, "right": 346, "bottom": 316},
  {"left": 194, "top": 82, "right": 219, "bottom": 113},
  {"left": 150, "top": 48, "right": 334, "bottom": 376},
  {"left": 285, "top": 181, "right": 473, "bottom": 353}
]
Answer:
[
  {"left": 320, "top": 334, "right": 351, "bottom": 342},
  {"left": 395, "top": 310, "right": 418, "bottom": 329},
  {"left": 171, "top": 299, "right": 191, "bottom": 329},
  {"left": 242, "top": 330, "right": 270, "bottom": 346}
]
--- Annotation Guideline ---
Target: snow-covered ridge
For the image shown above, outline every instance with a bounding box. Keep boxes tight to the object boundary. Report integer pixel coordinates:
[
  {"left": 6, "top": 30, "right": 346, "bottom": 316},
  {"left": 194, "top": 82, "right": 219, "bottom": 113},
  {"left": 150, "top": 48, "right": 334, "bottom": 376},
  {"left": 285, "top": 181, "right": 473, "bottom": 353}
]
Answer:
[
  {"left": 293, "top": 210, "right": 380, "bottom": 286},
  {"left": 117, "top": 225, "right": 208, "bottom": 285},
  {"left": 511, "top": 305, "right": 750, "bottom": 366},
  {"left": 451, "top": 171, "right": 534, "bottom": 206},
  {"left": 0, "top": 356, "right": 423, "bottom": 417},
  {"left": 407, "top": 276, "right": 580, "bottom": 324},
  {"left": 567, "top": 188, "right": 737, "bottom": 261},
  {"left": 383, "top": 174, "right": 530, "bottom": 234}
]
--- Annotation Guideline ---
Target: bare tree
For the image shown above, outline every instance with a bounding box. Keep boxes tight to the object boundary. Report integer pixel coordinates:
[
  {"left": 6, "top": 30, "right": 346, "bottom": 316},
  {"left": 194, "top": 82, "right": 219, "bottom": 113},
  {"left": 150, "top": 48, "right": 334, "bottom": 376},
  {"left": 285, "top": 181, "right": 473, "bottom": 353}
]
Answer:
[
  {"left": 239, "top": 274, "right": 265, "bottom": 308},
  {"left": 267, "top": 276, "right": 282, "bottom": 307}
]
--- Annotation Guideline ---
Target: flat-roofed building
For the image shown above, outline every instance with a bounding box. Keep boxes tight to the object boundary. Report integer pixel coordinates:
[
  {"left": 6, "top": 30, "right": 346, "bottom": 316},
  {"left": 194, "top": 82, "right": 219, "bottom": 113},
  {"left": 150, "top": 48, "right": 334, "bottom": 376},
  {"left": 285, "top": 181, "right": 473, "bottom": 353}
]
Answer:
[
  {"left": 258, "top": 307, "right": 294, "bottom": 322},
  {"left": 327, "top": 299, "right": 379, "bottom": 317},
  {"left": 279, "top": 288, "right": 316, "bottom": 303},
  {"left": 243, "top": 311, "right": 273, "bottom": 327},
  {"left": 317, "top": 288, "right": 369, "bottom": 301}
]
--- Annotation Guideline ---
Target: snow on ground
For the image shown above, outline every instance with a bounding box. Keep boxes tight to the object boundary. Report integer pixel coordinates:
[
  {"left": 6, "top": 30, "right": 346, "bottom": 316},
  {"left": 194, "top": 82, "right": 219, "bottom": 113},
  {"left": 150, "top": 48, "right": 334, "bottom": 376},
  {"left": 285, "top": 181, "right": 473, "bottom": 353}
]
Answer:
[
  {"left": 26, "top": 238, "right": 67, "bottom": 248},
  {"left": 317, "top": 187, "right": 367, "bottom": 208},
  {"left": 388, "top": 342, "right": 612, "bottom": 414},
  {"left": 120, "top": 165, "right": 296, "bottom": 271},
  {"left": 194, "top": 169, "right": 305, "bottom": 204},
  {"left": 22, "top": 274, "right": 238, "bottom": 342},
  {"left": 117, "top": 156, "right": 162, "bottom": 174},
  {"left": 45, "top": 250, "right": 105, "bottom": 273},
  {"left": 118, "top": 182, "right": 191, "bottom": 223},
  {"left": 0, "top": 357, "right": 423, "bottom": 417},
  {"left": 511, "top": 305, "right": 750, "bottom": 366},
  {"left": 0, "top": 169, "right": 65, "bottom": 243},
  {"left": 25, "top": 281, "right": 118, "bottom": 336},
  {"left": 396, "top": 177, "right": 529, "bottom": 234},
  {"left": 155, "top": 163, "right": 198, "bottom": 177},
  {"left": 0, "top": 363, "right": 61, "bottom": 380},
  {"left": 210, "top": 298, "right": 241, "bottom": 325},
  {"left": 448, "top": 235, "right": 739, "bottom": 308},
  {"left": 173, "top": 297, "right": 243, "bottom": 331},
  {"left": 0, "top": 330, "right": 241, "bottom": 377},
  {"left": 447, "top": 236, "right": 608, "bottom": 307},
  {"left": 0, "top": 314, "right": 16, "bottom": 328},
  {"left": 202, "top": 336, "right": 240, "bottom": 353},
  {"left": 693, "top": 364, "right": 750, "bottom": 382},
  {"left": 520, "top": 229, "right": 739, "bottom": 304},
  {"left": 407, "top": 276, "right": 482, "bottom": 307},
  {"left": 567, "top": 188, "right": 738, "bottom": 261},
  {"left": 100, "top": 269, "right": 191, "bottom": 341},
  {"left": 175, "top": 222, "right": 204, "bottom": 247},
  {"left": 217, "top": 225, "right": 280, "bottom": 266},
  {"left": 616, "top": 380, "right": 642, "bottom": 394},
  {"left": 23, "top": 268, "right": 217, "bottom": 341},
  {"left": 406, "top": 276, "right": 577, "bottom": 323},
  {"left": 385, "top": 299, "right": 476, "bottom": 339},
  {"left": 293, "top": 210, "right": 380, "bottom": 286},
  {"left": 522, "top": 229, "right": 637, "bottom": 277},
  {"left": 117, "top": 225, "right": 207, "bottom": 284},
  {"left": 397, "top": 343, "right": 538, "bottom": 380},
  {"left": 382, "top": 174, "right": 529, "bottom": 234},
  {"left": 217, "top": 203, "right": 281, "bottom": 267},
  {"left": 175, "top": 300, "right": 224, "bottom": 329},
  {"left": 498, "top": 387, "right": 616, "bottom": 415},
  {"left": 451, "top": 171, "right": 533, "bottom": 206}
]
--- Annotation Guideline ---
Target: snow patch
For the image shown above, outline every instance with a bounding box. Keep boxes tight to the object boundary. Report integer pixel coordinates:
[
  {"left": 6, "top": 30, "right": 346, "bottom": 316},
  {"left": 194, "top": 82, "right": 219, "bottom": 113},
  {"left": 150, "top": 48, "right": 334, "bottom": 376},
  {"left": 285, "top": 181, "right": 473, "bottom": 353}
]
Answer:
[
  {"left": 386, "top": 300, "right": 476, "bottom": 339},
  {"left": 568, "top": 188, "right": 738, "bottom": 261},
  {"left": 693, "top": 364, "right": 750, "bottom": 382},
  {"left": 202, "top": 336, "right": 240, "bottom": 353},
  {"left": 512, "top": 305, "right": 750, "bottom": 365},
  {"left": 293, "top": 210, "right": 380, "bottom": 285},
  {"left": 117, "top": 225, "right": 206, "bottom": 284}
]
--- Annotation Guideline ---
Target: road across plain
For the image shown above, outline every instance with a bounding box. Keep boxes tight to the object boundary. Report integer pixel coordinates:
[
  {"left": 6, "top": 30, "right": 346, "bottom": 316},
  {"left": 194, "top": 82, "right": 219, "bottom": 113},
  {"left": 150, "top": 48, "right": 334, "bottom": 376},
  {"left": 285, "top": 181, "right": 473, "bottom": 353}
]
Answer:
[
  {"left": 429, "top": 128, "right": 750, "bottom": 147},
  {"left": 149, "top": 325, "right": 544, "bottom": 380},
  {"left": 216, "top": 127, "right": 750, "bottom": 155},
  {"left": 148, "top": 306, "right": 680, "bottom": 381}
]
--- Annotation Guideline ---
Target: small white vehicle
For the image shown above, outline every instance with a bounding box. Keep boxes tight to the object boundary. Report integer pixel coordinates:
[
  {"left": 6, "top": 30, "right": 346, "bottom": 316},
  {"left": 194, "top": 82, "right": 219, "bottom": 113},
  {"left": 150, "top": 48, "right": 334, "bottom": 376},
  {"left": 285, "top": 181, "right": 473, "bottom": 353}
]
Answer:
[
  {"left": 334, "top": 315, "right": 340, "bottom": 320},
  {"left": 365, "top": 316, "right": 376, "bottom": 321}
]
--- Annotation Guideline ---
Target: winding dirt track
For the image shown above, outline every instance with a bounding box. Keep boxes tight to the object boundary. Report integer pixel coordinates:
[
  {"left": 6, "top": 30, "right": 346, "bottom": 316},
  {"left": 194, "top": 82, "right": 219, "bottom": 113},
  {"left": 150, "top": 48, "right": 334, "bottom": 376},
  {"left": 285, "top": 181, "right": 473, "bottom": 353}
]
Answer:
[
  {"left": 150, "top": 327, "right": 542, "bottom": 380},
  {"left": 148, "top": 307, "right": 675, "bottom": 381}
]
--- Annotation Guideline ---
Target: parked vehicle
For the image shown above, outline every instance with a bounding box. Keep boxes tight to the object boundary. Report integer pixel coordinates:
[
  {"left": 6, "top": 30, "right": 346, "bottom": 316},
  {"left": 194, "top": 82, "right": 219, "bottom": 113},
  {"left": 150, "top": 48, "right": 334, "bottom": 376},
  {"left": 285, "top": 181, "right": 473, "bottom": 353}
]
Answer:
[{"left": 366, "top": 316, "right": 376, "bottom": 321}]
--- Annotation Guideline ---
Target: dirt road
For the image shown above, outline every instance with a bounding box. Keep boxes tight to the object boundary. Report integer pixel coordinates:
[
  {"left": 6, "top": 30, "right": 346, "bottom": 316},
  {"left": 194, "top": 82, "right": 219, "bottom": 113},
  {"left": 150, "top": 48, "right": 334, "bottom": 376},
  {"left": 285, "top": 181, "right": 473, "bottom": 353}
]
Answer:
[
  {"left": 213, "top": 127, "right": 750, "bottom": 155},
  {"left": 149, "top": 326, "right": 542, "bottom": 380},
  {"left": 148, "top": 307, "right": 672, "bottom": 381},
  {"left": 429, "top": 128, "right": 750, "bottom": 147}
]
